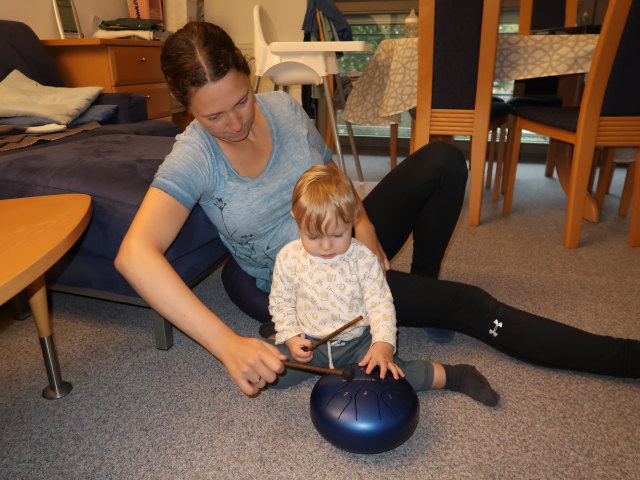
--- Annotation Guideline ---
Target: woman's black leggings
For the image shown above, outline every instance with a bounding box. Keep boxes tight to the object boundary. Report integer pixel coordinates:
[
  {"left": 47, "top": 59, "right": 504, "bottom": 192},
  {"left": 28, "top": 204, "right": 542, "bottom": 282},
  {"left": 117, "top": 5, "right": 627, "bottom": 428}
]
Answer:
[{"left": 222, "top": 142, "right": 639, "bottom": 378}]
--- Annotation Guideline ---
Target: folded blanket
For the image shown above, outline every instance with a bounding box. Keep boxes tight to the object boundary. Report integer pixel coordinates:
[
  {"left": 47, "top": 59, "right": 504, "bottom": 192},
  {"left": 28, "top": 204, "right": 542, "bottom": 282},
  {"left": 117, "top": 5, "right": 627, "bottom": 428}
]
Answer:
[
  {"left": 0, "top": 104, "right": 118, "bottom": 128},
  {"left": 0, "top": 122, "right": 100, "bottom": 152},
  {"left": 0, "top": 70, "right": 103, "bottom": 125}
]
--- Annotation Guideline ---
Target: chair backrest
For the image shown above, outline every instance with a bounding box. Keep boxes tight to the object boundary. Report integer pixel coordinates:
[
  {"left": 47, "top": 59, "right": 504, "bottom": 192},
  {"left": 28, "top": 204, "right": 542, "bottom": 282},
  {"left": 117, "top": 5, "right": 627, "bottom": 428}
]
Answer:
[
  {"left": 601, "top": 0, "right": 640, "bottom": 116},
  {"left": 519, "top": 0, "right": 578, "bottom": 34},
  {"left": 253, "top": 5, "right": 275, "bottom": 78},
  {"left": 516, "top": 0, "right": 579, "bottom": 97},
  {"left": 252, "top": 4, "right": 326, "bottom": 86},
  {"left": 414, "top": 0, "right": 501, "bottom": 148},
  {"left": 0, "top": 20, "right": 64, "bottom": 87},
  {"left": 575, "top": 0, "right": 639, "bottom": 145}
]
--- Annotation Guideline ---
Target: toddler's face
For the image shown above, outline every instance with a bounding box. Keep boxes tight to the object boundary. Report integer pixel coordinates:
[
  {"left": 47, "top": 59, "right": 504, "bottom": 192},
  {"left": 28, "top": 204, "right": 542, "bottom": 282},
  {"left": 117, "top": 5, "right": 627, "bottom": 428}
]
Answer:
[{"left": 299, "top": 215, "right": 352, "bottom": 260}]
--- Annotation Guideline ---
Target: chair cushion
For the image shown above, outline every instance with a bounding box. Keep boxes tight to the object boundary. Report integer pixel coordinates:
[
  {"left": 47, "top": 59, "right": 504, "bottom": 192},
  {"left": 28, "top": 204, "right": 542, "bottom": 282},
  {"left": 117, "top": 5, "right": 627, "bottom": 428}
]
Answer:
[
  {"left": 513, "top": 106, "right": 579, "bottom": 132},
  {"left": 507, "top": 96, "right": 562, "bottom": 108},
  {"left": 490, "top": 101, "right": 513, "bottom": 121}
]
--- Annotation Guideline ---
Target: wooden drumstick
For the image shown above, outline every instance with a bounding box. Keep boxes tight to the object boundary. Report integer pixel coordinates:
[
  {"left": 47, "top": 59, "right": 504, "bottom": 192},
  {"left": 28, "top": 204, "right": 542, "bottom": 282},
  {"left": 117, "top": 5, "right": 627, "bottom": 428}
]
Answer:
[
  {"left": 302, "top": 315, "right": 364, "bottom": 352},
  {"left": 283, "top": 361, "right": 355, "bottom": 381}
]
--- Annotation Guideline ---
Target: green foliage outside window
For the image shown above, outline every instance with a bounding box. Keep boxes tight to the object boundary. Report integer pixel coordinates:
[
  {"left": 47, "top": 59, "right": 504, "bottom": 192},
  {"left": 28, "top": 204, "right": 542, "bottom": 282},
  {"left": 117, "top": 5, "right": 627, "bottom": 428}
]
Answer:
[{"left": 336, "top": 14, "right": 545, "bottom": 143}]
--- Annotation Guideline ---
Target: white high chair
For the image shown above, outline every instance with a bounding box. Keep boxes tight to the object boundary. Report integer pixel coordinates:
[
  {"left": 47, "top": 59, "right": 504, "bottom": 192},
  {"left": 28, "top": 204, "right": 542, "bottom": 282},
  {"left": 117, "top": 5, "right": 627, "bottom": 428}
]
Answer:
[{"left": 253, "top": 4, "right": 372, "bottom": 183}]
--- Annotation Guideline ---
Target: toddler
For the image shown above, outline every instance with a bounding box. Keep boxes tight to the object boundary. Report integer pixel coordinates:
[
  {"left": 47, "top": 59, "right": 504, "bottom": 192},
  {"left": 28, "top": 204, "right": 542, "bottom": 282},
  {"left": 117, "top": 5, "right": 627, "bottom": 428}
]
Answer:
[{"left": 268, "top": 164, "right": 499, "bottom": 406}]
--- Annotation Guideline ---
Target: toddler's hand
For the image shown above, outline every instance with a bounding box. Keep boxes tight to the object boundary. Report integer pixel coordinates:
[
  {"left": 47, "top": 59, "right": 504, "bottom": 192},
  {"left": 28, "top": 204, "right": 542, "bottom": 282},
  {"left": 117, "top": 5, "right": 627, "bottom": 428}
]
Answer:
[
  {"left": 285, "top": 336, "right": 314, "bottom": 363},
  {"left": 358, "top": 342, "right": 404, "bottom": 380}
]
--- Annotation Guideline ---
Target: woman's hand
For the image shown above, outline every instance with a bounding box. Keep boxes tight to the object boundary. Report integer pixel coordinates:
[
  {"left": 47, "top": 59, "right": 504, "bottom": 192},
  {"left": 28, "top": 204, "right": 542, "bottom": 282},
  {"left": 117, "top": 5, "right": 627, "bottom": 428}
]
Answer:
[
  {"left": 216, "top": 332, "right": 288, "bottom": 396},
  {"left": 332, "top": 163, "right": 390, "bottom": 272},
  {"left": 358, "top": 342, "right": 404, "bottom": 380},
  {"left": 354, "top": 210, "right": 390, "bottom": 272},
  {"left": 117, "top": 188, "right": 286, "bottom": 397},
  {"left": 285, "top": 336, "right": 314, "bottom": 363}
]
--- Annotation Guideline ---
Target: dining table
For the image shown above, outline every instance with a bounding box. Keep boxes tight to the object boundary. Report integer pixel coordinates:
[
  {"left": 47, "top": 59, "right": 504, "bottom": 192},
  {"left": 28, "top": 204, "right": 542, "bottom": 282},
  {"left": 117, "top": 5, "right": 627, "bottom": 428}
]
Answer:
[{"left": 343, "top": 34, "right": 599, "bottom": 126}]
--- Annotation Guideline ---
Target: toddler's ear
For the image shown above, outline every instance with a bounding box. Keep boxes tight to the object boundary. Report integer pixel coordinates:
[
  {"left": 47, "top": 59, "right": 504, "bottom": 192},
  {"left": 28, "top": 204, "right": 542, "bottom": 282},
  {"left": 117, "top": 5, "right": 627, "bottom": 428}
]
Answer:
[{"left": 290, "top": 210, "right": 295, "bottom": 218}]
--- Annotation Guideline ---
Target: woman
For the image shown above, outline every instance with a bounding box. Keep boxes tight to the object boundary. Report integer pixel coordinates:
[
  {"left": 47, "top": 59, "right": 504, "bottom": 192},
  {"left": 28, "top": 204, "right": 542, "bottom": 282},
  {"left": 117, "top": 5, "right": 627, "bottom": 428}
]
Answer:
[{"left": 115, "top": 22, "right": 639, "bottom": 397}]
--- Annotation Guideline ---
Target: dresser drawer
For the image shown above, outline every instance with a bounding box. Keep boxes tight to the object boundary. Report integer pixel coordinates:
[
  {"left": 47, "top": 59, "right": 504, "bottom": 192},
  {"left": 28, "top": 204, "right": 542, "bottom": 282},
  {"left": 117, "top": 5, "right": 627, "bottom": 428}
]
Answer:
[
  {"left": 114, "top": 83, "right": 172, "bottom": 118},
  {"left": 109, "top": 46, "right": 164, "bottom": 86}
]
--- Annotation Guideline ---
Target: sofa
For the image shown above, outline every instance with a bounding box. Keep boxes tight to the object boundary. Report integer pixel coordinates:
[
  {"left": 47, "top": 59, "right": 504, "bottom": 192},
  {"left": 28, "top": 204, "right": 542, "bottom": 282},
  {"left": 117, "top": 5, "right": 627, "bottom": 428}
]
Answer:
[{"left": 0, "top": 20, "right": 229, "bottom": 349}]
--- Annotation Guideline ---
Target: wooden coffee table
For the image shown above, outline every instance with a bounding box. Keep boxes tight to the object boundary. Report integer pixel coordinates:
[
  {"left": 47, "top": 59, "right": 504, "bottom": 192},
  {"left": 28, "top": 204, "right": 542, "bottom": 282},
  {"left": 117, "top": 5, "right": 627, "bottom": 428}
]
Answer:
[{"left": 0, "top": 194, "right": 92, "bottom": 399}]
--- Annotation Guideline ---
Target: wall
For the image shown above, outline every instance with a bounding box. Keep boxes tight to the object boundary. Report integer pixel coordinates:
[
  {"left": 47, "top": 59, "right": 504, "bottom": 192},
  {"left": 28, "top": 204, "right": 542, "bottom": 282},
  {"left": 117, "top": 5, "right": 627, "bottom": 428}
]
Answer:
[
  {"left": 206, "top": 0, "right": 307, "bottom": 96},
  {"left": 0, "top": 0, "right": 128, "bottom": 39},
  {"left": 0, "top": 0, "right": 304, "bottom": 42},
  {"left": 1, "top": 0, "right": 317, "bottom": 99},
  {"left": 207, "top": 0, "right": 306, "bottom": 44}
]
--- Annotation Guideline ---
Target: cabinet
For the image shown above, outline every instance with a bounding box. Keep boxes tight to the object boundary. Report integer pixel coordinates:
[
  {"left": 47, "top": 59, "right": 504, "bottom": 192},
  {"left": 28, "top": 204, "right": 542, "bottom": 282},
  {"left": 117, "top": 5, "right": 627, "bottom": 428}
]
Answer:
[{"left": 42, "top": 39, "right": 183, "bottom": 122}]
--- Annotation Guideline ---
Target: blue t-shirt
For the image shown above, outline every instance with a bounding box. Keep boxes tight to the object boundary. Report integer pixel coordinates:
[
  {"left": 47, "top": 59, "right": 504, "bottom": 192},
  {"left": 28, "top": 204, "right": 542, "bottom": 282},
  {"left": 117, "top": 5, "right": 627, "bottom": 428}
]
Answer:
[{"left": 152, "top": 91, "right": 333, "bottom": 291}]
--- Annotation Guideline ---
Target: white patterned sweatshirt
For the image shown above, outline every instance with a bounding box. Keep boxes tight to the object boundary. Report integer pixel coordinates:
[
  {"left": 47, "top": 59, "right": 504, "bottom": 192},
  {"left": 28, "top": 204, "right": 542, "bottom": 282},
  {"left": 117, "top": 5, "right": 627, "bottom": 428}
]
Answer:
[{"left": 269, "top": 239, "right": 397, "bottom": 351}]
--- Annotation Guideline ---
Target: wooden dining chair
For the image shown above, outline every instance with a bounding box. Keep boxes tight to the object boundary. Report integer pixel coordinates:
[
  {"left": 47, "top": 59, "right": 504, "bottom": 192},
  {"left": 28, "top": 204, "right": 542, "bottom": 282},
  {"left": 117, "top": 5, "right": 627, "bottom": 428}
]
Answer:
[
  {"left": 487, "top": 0, "right": 577, "bottom": 192},
  {"left": 413, "top": 0, "right": 503, "bottom": 226},
  {"left": 490, "top": 0, "right": 580, "bottom": 204},
  {"left": 511, "top": 0, "right": 579, "bottom": 103},
  {"left": 502, "top": 0, "right": 640, "bottom": 247}
]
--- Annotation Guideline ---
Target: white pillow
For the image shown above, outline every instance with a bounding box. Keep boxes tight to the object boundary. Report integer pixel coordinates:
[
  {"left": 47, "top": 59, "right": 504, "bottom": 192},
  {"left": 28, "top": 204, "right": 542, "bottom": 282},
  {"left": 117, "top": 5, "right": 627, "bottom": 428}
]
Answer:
[{"left": 0, "top": 70, "right": 103, "bottom": 125}]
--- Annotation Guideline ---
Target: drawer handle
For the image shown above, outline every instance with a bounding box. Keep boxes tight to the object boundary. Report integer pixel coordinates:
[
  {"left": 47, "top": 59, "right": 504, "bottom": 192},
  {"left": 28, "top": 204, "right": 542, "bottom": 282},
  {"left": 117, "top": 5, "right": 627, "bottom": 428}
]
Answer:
[
  {"left": 139, "top": 57, "right": 147, "bottom": 62},
  {"left": 144, "top": 94, "right": 151, "bottom": 100}
]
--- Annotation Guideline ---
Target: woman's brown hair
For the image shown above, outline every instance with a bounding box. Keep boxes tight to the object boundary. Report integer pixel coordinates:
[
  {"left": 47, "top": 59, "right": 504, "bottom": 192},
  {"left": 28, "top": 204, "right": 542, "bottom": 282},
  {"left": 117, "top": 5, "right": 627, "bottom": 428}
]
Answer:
[{"left": 160, "top": 21, "right": 250, "bottom": 108}]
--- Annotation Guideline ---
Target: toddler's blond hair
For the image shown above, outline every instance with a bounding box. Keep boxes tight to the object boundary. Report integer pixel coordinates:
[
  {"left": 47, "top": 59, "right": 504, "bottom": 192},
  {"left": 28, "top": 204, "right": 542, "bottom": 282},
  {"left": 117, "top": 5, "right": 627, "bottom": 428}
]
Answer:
[{"left": 291, "top": 164, "right": 360, "bottom": 236}]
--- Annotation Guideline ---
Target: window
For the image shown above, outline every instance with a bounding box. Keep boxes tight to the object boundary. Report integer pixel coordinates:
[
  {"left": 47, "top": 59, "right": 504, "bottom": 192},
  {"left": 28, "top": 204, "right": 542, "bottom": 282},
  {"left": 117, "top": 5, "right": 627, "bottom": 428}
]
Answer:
[
  {"left": 335, "top": 5, "right": 547, "bottom": 145},
  {"left": 336, "top": 13, "right": 413, "bottom": 139}
]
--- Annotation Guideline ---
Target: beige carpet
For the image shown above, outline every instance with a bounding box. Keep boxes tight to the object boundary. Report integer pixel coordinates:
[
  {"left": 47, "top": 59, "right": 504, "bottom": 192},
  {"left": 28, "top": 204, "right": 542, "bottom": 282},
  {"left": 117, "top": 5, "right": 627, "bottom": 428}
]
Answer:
[{"left": 1, "top": 155, "right": 638, "bottom": 480}]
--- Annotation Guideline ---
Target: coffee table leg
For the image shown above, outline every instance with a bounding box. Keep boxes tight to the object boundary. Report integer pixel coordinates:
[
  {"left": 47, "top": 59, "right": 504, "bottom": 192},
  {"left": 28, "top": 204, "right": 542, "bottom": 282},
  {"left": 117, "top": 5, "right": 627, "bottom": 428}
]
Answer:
[{"left": 26, "top": 276, "right": 72, "bottom": 400}]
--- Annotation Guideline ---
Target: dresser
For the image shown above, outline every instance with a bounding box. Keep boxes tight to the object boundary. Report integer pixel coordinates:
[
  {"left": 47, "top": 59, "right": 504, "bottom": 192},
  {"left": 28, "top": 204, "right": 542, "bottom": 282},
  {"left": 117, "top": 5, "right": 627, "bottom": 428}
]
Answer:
[{"left": 42, "top": 38, "right": 185, "bottom": 123}]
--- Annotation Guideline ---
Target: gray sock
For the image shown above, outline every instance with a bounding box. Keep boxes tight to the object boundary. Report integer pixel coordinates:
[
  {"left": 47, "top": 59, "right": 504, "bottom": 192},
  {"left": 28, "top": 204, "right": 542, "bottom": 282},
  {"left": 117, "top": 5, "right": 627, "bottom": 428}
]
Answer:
[{"left": 443, "top": 364, "right": 500, "bottom": 406}]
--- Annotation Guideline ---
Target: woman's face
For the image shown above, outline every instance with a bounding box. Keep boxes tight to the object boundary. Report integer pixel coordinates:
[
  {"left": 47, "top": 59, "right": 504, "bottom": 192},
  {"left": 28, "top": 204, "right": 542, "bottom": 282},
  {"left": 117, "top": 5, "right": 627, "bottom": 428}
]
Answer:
[{"left": 188, "top": 70, "right": 256, "bottom": 143}]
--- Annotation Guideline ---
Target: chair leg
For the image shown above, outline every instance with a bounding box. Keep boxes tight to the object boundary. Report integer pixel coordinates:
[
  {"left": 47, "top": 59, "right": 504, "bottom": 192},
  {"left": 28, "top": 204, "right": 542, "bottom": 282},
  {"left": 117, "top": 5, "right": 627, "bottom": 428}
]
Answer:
[
  {"left": 499, "top": 115, "right": 515, "bottom": 195},
  {"left": 390, "top": 123, "right": 398, "bottom": 169},
  {"left": 545, "top": 139, "right": 559, "bottom": 177},
  {"left": 555, "top": 143, "right": 600, "bottom": 224},
  {"left": 563, "top": 142, "right": 598, "bottom": 248},
  {"left": 629, "top": 152, "right": 640, "bottom": 246},
  {"left": 485, "top": 128, "right": 497, "bottom": 188},
  {"left": 554, "top": 142, "right": 574, "bottom": 195},
  {"left": 619, "top": 161, "right": 635, "bottom": 217},
  {"left": 409, "top": 117, "right": 416, "bottom": 154},
  {"left": 152, "top": 312, "right": 174, "bottom": 350},
  {"left": 334, "top": 75, "right": 364, "bottom": 184},
  {"left": 254, "top": 75, "right": 262, "bottom": 94},
  {"left": 587, "top": 147, "right": 603, "bottom": 194},
  {"left": 492, "top": 126, "right": 508, "bottom": 202},
  {"left": 322, "top": 78, "right": 347, "bottom": 173},
  {"left": 594, "top": 147, "right": 616, "bottom": 208},
  {"left": 502, "top": 120, "right": 522, "bottom": 215},
  {"left": 468, "top": 133, "right": 490, "bottom": 227}
]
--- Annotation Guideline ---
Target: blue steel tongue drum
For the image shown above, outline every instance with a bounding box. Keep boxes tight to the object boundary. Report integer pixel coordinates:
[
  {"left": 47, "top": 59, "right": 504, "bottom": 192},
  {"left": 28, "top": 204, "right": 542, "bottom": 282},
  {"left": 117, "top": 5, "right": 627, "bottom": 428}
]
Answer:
[{"left": 309, "top": 364, "right": 419, "bottom": 454}]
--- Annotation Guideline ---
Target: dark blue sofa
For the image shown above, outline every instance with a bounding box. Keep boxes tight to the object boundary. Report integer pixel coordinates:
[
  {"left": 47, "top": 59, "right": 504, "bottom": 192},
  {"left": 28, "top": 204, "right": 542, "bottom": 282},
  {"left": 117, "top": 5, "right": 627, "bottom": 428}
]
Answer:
[{"left": 0, "top": 20, "right": 229, "bottom": 349}]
